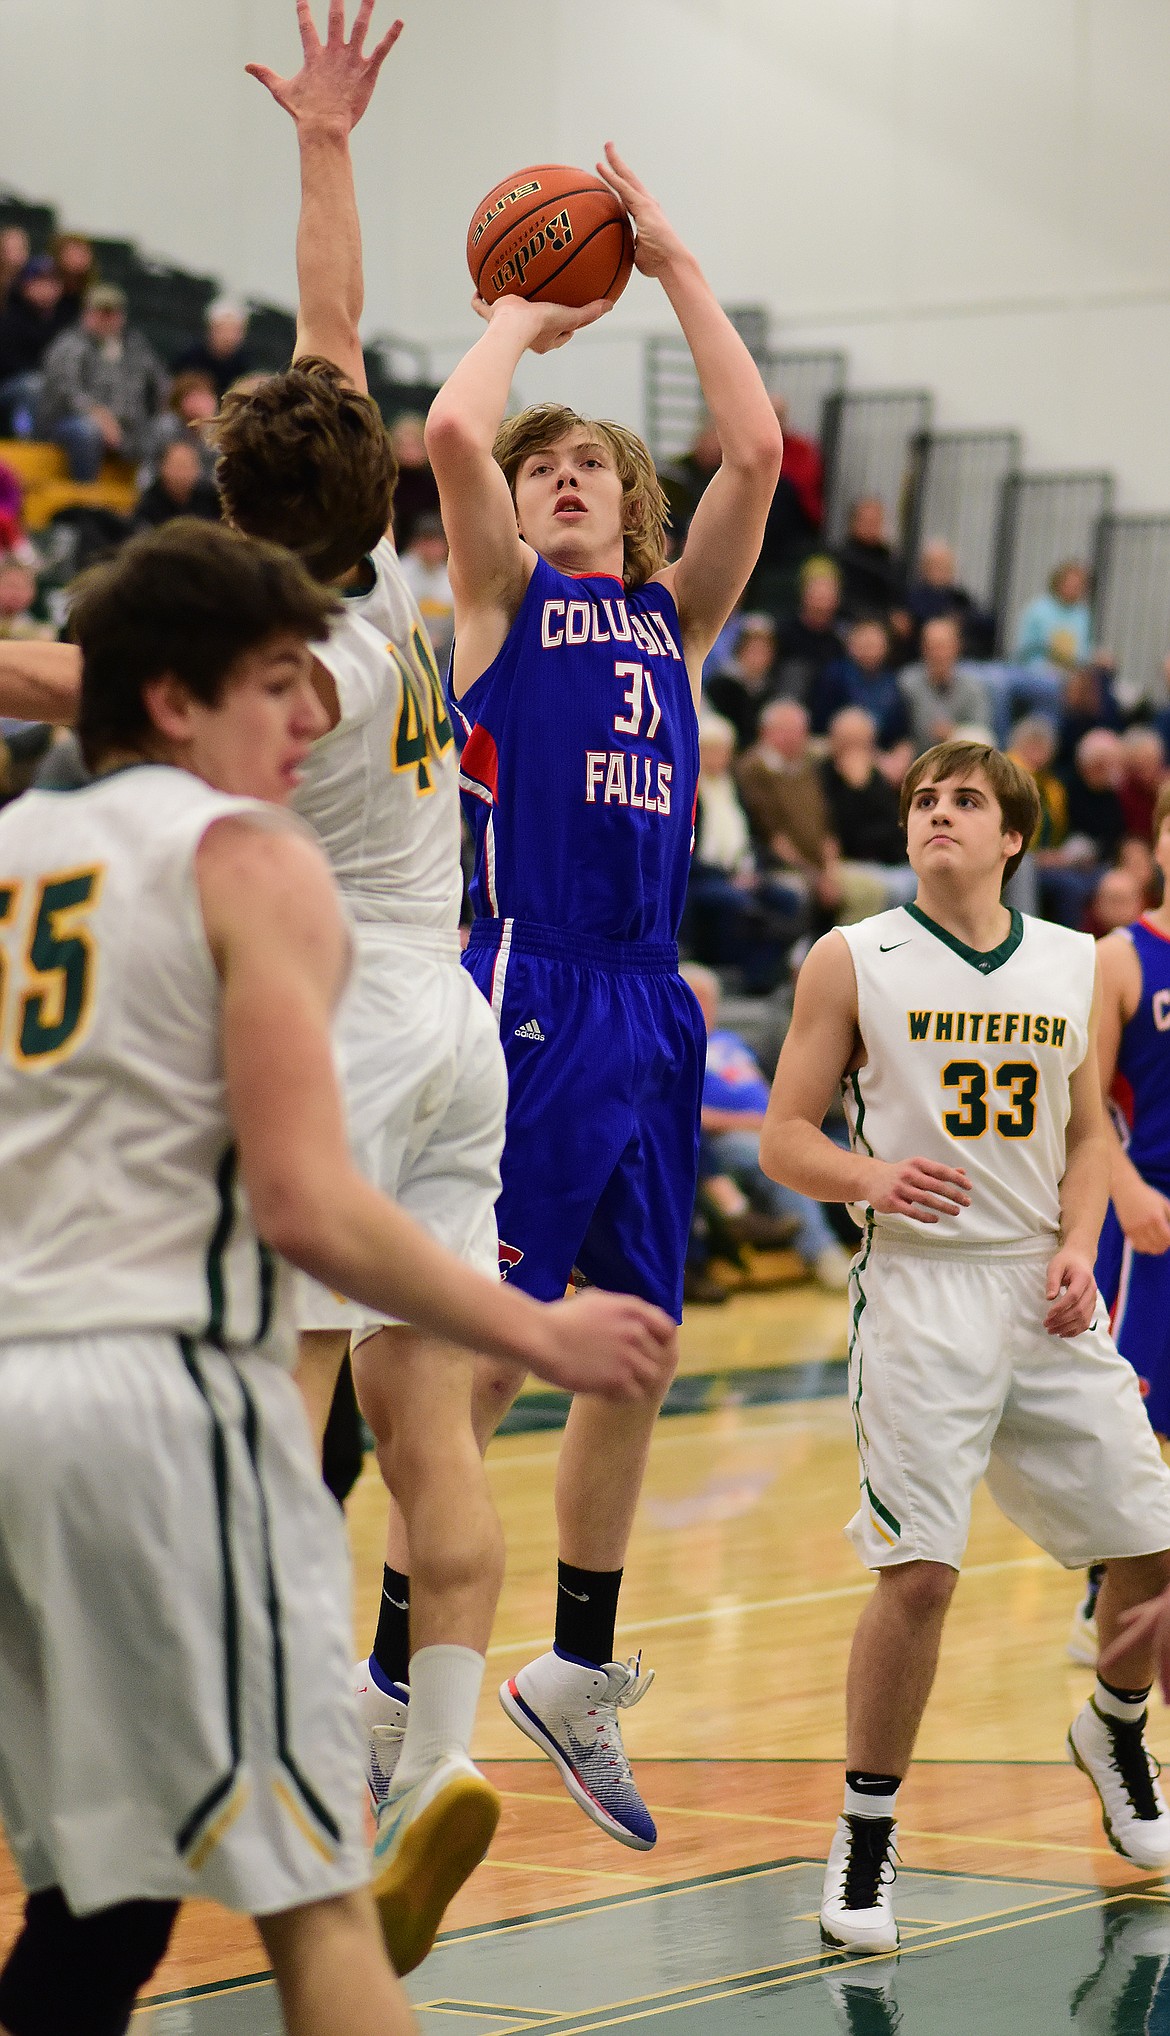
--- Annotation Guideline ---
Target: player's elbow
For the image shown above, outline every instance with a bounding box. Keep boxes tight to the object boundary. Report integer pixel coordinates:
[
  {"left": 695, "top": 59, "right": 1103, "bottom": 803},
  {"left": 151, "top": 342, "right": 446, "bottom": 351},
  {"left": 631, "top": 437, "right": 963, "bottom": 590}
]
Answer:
[
  {"left": 248, "top": 1170, "right": 334, "bottom": 1274},
  {"left": 424, "top": 403, "right": 488, "bottom": 470},
  {"left": 757, "top": 1118, "right": 786, "bottom": 1184}
]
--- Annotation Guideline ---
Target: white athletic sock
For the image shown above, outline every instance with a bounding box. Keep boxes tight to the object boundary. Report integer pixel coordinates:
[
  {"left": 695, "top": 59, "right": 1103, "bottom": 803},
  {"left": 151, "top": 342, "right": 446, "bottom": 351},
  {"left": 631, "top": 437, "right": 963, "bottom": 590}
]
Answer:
[
  {"left": 1095, "top": 1675, "right": 1150, "bottom": 1726},
  {"left": 392, "top": 1644, "right": 485, "bottom": 1789}
]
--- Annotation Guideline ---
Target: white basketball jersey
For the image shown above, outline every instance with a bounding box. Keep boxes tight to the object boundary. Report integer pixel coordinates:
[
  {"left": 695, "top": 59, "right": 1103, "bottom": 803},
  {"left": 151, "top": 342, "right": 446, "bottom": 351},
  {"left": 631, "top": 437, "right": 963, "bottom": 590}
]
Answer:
[
  {"left": 840, "top": 904, "right": 1095, "bottom": 1247},
  {"left": 293, "top": 537, "right": 461, "bottom": 932},
  {"left": 0, "top": 767, "right": 303, "bottom": 1356}
]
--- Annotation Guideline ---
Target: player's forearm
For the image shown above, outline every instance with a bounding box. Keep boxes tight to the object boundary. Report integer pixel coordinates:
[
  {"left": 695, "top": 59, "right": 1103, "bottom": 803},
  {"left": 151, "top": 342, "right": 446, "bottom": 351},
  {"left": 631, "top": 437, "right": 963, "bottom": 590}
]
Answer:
[
  {"left": 658, "top": 253, "right": 782, "bottom": 474},
  {"left": 759, "top": 1115, "right": 870, "bottom": 1203},
  {"left": 266, "top": 1163, "right": 553, "bottom": 1373},
  {"left": 426, "top": 304, "right": 534, "bottom": 459},
  {"left": 294, "top": 123, "right": 364, "bottom": 356},
  {"left": 0, "top": 640, "right": 80, "bottom": 724},
  {"left": 1059, "top": 1125, "right": 1111, "bottom": 1257},
  {"left": 1105, "top": 1116, "right": 1146, "bottom": 1206}
]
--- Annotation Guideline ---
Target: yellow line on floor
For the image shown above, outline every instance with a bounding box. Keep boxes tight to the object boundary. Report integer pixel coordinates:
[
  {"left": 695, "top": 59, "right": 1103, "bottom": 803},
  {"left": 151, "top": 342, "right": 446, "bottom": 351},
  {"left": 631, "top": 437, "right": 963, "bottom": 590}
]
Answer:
[{"left": 495, "top": 1786, "right": 1132, "bottom": 1864}]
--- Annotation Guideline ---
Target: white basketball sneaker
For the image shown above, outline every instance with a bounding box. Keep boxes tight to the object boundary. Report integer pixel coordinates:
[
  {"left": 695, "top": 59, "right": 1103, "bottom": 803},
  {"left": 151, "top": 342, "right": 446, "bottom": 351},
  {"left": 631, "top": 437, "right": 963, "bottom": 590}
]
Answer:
[
  {"left": 820, "top": 1815, "right": 900, "bottom": 1953},
  {"left": 499, "top": 1648, "right": 657, "bottom": 1849},
  {"left": 1068, "top": 1697, "right": 1170, "bottom": 1871},
  {"left": 352, "top": 1659, "right": 408, "bottom": 1809},
  {"left": 371, "top": 1751, "right": 500, "bottom": 1975}
]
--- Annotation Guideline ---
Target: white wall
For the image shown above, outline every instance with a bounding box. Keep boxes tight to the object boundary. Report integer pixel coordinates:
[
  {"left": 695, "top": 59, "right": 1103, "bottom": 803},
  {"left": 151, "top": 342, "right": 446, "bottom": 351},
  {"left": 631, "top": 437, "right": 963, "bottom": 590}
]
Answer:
[{"left": 4, "top": 0, "right": 1170, "bottom": 502}]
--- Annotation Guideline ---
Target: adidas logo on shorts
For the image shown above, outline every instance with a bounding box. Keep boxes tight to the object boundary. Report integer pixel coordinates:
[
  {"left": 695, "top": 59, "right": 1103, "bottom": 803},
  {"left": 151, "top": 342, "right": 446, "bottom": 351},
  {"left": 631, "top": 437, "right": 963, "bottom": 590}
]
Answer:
[{"left": 514, "top": 1018, "right": 546, "bottom": 1041}]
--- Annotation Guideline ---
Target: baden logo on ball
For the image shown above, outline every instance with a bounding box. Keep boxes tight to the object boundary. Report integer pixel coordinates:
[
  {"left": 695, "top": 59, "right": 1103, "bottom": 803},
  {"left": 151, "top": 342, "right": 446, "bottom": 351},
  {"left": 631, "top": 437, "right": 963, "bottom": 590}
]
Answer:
[{"left": 467, "top": 163, "right": 635, "bottom": 309}]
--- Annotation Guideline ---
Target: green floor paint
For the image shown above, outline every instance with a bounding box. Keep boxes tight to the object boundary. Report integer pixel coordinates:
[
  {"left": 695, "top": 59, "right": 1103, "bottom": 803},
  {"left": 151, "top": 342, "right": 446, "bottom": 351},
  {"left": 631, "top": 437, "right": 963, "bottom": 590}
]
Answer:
[{"left": 132, "top": 1864, "right": 1170, "bottom": 2034}]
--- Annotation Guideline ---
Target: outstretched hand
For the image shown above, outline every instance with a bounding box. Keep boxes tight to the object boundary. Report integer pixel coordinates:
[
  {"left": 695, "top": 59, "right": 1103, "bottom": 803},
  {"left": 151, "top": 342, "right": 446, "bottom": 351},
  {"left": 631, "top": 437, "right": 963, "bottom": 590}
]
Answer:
[
  {"left": 246, "top": 0, "right": 402, "bottom": 131},
  {"left": 470, "top": 292, "right": 613, "bottom": 354},
  {"left": 595, "top": 142, "right": 689, "bottom": 279}
]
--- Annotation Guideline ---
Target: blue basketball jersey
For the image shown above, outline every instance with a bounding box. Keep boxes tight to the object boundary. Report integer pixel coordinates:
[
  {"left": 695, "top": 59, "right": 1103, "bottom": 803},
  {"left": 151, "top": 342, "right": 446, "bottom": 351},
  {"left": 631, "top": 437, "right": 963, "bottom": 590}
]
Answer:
[
  {"left": 1113, "top": 917, "right": 1170, "bottom": 1190},
  {"left": 452, "top": 557, "right": 699, "bottom": 943}
]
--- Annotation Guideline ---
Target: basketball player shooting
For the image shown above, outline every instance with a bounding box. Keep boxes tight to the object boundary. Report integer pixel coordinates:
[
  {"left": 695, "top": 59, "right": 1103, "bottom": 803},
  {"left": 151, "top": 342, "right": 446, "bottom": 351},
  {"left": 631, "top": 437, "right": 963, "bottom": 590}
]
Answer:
[
  {"left": 760, "top": 738, "right": 1170, "bottom": 1955},
  {"left": 423, "top": 153, "right": 783, "bottom": 1849}
]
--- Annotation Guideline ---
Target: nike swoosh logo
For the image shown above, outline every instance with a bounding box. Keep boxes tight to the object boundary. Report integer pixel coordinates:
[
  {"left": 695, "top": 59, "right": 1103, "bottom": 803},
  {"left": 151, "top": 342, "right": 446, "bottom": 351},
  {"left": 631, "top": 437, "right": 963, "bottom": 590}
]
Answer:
[
  {"left": 879, "top": 941, "right": 910, "bottom": 953},
  {"left": 382, "top": 1593, "right": 409, "bottom": 1612},
  {"left": 559, "top": 1585, "right": 590, "bottom": 1602}
]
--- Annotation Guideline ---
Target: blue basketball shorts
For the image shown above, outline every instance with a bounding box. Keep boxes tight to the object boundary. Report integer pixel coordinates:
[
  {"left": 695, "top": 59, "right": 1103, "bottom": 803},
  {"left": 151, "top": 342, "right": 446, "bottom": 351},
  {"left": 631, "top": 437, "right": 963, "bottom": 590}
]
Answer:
[
  {"left": 464, "top": 918, "right": 705, "bottom": 1321},
  {"left": 1097, "top": 1197, "right": 1170, "bottom": 1438}
]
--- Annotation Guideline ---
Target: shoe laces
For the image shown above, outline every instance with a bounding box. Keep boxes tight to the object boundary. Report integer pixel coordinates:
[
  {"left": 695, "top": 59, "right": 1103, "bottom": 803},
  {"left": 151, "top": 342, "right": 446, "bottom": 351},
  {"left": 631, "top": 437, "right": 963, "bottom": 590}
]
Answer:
[
  {"left": 370, "top": 1720, "right": 405, "bottom": 1764},
  {"left": 1102, "top": 1713, "right": 1162, "bottom": 1821},
  {"left": 841, "top": 1814, "right": 898, "bottom": 1909},
  {"left": 582, "top": 1656, "right": 654, "bottom": 1776}
]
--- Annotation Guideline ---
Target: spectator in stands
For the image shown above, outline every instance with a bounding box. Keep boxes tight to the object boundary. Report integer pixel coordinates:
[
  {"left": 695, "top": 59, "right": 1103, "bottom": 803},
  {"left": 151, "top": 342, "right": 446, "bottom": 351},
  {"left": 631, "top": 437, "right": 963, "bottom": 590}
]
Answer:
[
  {"left": 141, "top": 368, "right": 220, "bottom": 481},
  {"left": 903, "top": 536, "right": 995, "bottom": 658},
  {"left": 1008, "top": 714, "right": 1068, "bottom": 849},
  {"left": 897, "top": 615, "right": 993, "bottom": 754},
  {"left": 735, "top": 698, "right": 886, "bottom": 925},
  {"left": 661, "top": 416, "right": 721, "bottom": 537},
  {"left": 682, "top": 964, "right": 852, "bottom": 1292},
  {"left": 1064, "top": 727, "right": 1127, "bottom": 861},
  {"left": 1086, "top": 865, "right": 1145, "bottom": 939},
  {"left": 0, "top": 559, "right": 52, "bottom": 641},
  {"left": 1119, "top": 725, "right": 1167, "bottom": 842},
  {"left": 131, "top": 438, "right": 220, "bottom": 530},
  {"left": 1014, "top": 559, "right": 1093, "bottom": 669},
  {"left": 687, "top": 711, "right": 806, "bottom": 993},
  {"left": 812, "top": 615, "right": 911, "bottom": 762},
  {"left": 38, "top": 282, "right": 169, "bottom": 481},
  {"left": 835, "top": 495, "right": 904, "bottom": 619},
  {"left": 1055, "top": 659, "right": 1123, "bottom": 769},
  {"left": 176, "top": 297, "right": 252, "bottom": 397},
  {"left": 389, "top": 411, "right": 440, "bottom": 552},
  {"left": 0, "top": 227, "right": 30, "bottom": 307},
  {"left": 820, "top": 708, "right": 918, "bottom": 907},
  {"left": 705, "top": 613, "right": 780, "bottom": 751},
  {"left": 744, "top": 394, "right": 823, "bottom": 617},
  {"left": 774, "top": 557, "right": 846, "bottom": 710},
  {"left": 0, "top": 257, "right": 70, "bottom": 435},
  {"left": 396, "top": 512, "right": 455, "bottom": 670},
  {"left": 50, "top": 232, "right": 98, "bottom": 326}
]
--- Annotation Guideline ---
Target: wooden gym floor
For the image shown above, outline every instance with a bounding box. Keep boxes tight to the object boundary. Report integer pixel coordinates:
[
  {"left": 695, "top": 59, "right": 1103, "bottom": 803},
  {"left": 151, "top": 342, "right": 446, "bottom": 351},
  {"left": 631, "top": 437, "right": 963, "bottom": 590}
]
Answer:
[{"left": 4, "top": 1282, "right": 1170, "bottom": 2032}]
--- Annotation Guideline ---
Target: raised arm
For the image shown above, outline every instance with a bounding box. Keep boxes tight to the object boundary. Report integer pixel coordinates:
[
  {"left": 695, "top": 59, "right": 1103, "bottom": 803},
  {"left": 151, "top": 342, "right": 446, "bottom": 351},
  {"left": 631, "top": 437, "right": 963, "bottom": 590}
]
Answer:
[
  {"left": 201, "top": 816, "right": 675, "bottom": 1399},
  {"left": 246, "top": 0, "right": 402, "bottom": 390},
  {"left": 759, "top": 930, "right": 971, "bottom": 1221},
  {"left": 1095, "top": 931, "right": 1170, "bottom": 1253},
  {"left": 425, "top": 293, "right": 610, "bottom": 695},
  {"left": 0, "top": 640, "right": 81, "bottom": 724},
  {"left": 597, "top": 147, "right": 784, "bottom": 679}
]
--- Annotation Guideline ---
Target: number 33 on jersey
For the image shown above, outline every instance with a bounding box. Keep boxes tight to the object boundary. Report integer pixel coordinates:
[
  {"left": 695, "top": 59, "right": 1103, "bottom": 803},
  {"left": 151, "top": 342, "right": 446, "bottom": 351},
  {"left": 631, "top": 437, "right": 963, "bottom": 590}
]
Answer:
[{"left": 840, "top": 904, "right": 1095, "bottom": 1246}]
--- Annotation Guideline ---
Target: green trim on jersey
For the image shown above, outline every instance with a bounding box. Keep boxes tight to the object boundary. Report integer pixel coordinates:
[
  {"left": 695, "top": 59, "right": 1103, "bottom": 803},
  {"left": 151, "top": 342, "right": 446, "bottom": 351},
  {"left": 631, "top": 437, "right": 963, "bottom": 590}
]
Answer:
[
  {"left": 904, "top": 902, "right": 1024, "bottom": 976},
  {"left": 175, "top": 1337, "right": 243, "bottom": 1859},
  {"left": 205, "top": 1147, "right": 237, "bottom": 1348},
  {"left": 848, "top": 1071, "right": 874, "bottom": 1157}
]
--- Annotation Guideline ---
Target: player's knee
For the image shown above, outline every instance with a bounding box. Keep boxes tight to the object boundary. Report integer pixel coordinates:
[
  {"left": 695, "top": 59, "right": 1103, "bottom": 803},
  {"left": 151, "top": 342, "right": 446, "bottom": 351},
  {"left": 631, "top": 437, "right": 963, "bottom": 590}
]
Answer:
[
  {"left": 472, "top": 1358, "right": 527, "bottom": 1446},
  {"left": 880, "top": 1560, "right": 957, "bottom": 1622},
  {"left": 0, "top": 1886, "right": 177, "bottom": 2036}
]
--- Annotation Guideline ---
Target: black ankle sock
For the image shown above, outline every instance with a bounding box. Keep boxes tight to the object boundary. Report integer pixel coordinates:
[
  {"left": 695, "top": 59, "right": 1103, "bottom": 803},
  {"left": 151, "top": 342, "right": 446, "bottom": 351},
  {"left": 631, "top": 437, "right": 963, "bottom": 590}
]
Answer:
[
  {"left": 554, "top": 1561, "right": 623, "bottom": 1667},
  {"left": 372, "top": 1566, "right": 411, "bottom": 1687}
]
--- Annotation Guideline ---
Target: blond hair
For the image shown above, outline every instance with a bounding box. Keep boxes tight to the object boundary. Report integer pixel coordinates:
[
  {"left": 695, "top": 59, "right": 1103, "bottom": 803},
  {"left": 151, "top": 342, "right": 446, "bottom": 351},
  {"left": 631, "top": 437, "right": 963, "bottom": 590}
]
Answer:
[{"left": 492, "top": 403, "right": 668, "bottom": 591}]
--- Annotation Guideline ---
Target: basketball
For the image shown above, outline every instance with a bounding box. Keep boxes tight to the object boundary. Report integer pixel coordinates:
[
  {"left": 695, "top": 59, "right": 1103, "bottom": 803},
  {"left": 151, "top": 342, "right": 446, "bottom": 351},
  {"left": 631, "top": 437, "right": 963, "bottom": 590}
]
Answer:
[{"left": 467, "top": 163, "right": 635, "bottom": 309}]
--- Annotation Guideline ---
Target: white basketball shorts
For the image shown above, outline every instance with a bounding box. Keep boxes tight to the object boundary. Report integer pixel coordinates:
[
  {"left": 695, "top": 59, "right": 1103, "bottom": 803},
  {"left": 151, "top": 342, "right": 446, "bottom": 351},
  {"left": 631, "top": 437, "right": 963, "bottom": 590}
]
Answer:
[
  {"left": 0, "top": 1332, "right": 368, "bottom": 1917},
  {"left": 845, "top": 1230, "right": 1170, "bottom": 1571},
  {"left": 298, "top": 924, "right": 508, "bottom": 1339}
]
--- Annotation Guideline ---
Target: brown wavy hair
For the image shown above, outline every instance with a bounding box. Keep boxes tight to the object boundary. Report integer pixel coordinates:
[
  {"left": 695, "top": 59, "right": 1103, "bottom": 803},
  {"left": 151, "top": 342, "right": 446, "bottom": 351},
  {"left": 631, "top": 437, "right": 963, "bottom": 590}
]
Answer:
[
  {"left": 492, "top": 403, "right": 668, "bottom": 590},
  {"left": 211, "top": 356, "right": 396, "bottom": 584},
  {"left": 899, "top": 740, "right": 1041, "bottom": 888}
]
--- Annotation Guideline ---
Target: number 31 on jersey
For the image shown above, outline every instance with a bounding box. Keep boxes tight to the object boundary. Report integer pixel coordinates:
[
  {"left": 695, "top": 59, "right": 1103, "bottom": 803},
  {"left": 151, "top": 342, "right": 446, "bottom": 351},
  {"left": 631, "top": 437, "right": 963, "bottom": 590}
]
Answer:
[{"left": 0, "top": 866, "right": 102, "bottom": 1067}]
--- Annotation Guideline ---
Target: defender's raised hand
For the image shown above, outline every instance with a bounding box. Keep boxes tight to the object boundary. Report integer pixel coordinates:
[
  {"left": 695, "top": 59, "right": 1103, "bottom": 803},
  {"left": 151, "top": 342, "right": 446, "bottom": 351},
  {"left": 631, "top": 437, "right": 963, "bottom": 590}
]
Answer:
[
  {"left": 246, "top": 0, "right": 403, "bottom": 132},
  {"left": 595, "top": 143, "right": 689, "bottom": 279}
]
